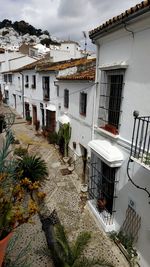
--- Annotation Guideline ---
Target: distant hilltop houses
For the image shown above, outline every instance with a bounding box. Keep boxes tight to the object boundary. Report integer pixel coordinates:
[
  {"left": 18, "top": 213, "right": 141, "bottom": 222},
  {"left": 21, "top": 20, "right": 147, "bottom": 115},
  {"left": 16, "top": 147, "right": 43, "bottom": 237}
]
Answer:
[{"left": 0, "top": 20, "right": 94, "bottom": 59}]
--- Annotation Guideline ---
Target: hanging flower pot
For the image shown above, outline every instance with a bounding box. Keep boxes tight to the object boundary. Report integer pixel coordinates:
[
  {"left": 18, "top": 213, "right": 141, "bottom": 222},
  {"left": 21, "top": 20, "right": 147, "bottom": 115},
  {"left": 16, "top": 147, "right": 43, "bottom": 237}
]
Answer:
[{"left": 0, "top": 232, "right": 13, "bottom": 267}]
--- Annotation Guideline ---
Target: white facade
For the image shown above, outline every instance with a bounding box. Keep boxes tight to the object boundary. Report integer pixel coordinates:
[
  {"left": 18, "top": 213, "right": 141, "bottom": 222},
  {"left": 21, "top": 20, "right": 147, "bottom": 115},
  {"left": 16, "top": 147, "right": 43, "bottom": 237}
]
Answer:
[
  {"left": 89, "top": 10, "right": 150, "bottom": 267},
  {"left": 49, "top": 41, "right": 83, "bottom": 62},
  {"left": 57, "top": 80, "right": 95, "bottom": 157}
]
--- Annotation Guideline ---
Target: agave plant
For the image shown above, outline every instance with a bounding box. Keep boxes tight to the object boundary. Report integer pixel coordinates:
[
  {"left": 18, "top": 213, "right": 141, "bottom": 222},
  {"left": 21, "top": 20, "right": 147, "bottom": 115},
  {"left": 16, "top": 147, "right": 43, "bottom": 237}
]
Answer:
[
  {"left": 15, "top": 154, "right": 48, "bottom": 183},
  {"left": 42, "top": 223, "right": 114, "bottom": 267}
]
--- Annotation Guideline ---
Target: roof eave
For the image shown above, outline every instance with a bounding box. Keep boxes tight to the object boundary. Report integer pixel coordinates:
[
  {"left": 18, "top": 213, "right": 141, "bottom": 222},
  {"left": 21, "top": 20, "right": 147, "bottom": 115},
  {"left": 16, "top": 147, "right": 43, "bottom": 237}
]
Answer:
[{"left": 89, "top": 5, "right": 150, "bottom": 41}]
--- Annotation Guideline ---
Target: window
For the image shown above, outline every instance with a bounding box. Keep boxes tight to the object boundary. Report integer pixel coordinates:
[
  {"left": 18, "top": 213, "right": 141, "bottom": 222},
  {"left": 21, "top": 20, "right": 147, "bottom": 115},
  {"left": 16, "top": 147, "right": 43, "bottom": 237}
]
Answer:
[
  {"left": 8, "top": 74, "right": 12, "bottom": 83},
  {"left": 4, "top": 74, "right": 7, "bottom": 83},
  {"left": 43, "top": 76, "right": 50, "bottom": 101},
  {"left": 89, "top": 152, "right": 118, "bottom": 216},
  {"left": 80, "top": 92, "right": 87, "bottom": 116},
  {"left": 25, "top": 75, "right": 29, "bottom": 88},
  {"left": 32, "top": 75, "right": 36, "bottom": 89},
  {"left": 99, "top": 70, "right": 124, "bottom": 133},
  {"left": 64, "top": 89, "right": 69, "bottom": 108}
]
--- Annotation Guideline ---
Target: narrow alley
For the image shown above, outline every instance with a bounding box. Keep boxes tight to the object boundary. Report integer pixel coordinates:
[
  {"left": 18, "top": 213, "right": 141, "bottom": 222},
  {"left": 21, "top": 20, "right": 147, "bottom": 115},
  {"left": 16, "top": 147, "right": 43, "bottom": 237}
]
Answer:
[{"left": 5, "top": 110, "right": 129, "bottom": 267}]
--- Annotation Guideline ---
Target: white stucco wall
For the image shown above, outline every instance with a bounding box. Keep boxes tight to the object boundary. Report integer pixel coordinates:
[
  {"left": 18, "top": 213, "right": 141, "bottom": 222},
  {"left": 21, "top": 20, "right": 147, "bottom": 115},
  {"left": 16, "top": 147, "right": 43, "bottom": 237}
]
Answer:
[
  {"left": 93, "top": 13, "right": 150, "bottom": 267},
  {"left": 58, "top": 81, "right": 95, "bottom": 156}
]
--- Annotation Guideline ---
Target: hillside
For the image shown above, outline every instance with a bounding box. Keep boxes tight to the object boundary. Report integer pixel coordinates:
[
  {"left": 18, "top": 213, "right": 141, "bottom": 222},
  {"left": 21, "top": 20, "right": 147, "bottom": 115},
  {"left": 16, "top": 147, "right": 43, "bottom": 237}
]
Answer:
[
  {"left": 0, "top": 19, "right": 59, "bottom": 48},
  {"left": 0, "top": 19, "right": 49, "bottom": 37}
]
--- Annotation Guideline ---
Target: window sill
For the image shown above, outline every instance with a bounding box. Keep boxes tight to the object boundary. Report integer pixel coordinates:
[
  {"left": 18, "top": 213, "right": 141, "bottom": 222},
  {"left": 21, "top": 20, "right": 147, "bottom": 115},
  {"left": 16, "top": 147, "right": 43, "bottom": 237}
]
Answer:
[
  {"left": 95, "top": 126, "right": 120, "bottom": 140},
  {"left": 87, "top": 200, "right": 116, "bottom": 232},
  {"left": 80, "top": 113, "right": 86, "bottom": 117}
]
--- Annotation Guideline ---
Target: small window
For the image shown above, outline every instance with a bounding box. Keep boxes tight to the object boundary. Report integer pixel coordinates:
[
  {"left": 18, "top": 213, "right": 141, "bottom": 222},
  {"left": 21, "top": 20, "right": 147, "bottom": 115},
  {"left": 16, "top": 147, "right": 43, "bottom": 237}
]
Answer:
[
  {"left": 8, "top": 74, "right": 12, "bottom": 83},
  {"left": 64, "top": 89, "right": 69, "bottom": 108},
  {"left": 25, "top": 75, "right": 29, "bottom": 88},
  {"left": 4, "top": 74, "right": 7, "bottom": 83},
  {"left": 80, "top": 92, "right": 87, "bottom": 116},
  {"left": 32, "top": 75, "right": 36, "bottom": 89},
  {"left": 42, "top": 76, "right": 50, "bottom": 101}
]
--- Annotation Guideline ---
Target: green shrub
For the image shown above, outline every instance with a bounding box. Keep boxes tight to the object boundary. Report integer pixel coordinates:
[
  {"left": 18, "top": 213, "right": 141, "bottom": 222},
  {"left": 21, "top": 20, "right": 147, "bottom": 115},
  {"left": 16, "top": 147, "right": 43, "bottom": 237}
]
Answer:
[
  {"left": 14, "top": 146, "right": 28, "bottom": 157},
  {"left": 47, "top": 132, "right": 58, "bottom": 144}
]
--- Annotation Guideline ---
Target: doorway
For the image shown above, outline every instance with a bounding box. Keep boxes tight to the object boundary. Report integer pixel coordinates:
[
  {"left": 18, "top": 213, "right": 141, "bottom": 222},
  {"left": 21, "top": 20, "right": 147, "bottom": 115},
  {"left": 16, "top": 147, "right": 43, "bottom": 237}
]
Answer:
[{"left": 32, "top": 105, "right": 37, "bottom": 125}]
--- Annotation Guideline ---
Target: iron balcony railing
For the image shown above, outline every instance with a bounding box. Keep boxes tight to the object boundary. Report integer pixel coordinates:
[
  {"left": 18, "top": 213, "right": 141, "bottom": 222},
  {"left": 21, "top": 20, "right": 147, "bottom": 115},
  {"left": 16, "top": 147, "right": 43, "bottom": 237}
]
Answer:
[{"left": 131, "top": 112, "right": 150, "bottom": 169}]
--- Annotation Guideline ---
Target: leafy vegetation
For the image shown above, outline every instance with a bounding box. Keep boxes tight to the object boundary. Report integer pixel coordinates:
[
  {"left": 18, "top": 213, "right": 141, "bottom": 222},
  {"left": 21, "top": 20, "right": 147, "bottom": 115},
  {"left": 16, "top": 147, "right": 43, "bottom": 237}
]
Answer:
[
  {"left": 15, "top": 154, "right": 48, "bottom": 183},
  {"left": 41, "top": 223, "right": 114, "bottom": 267},
  {"left": 0, "top": 19, "right": 49, "bottom": 37}
]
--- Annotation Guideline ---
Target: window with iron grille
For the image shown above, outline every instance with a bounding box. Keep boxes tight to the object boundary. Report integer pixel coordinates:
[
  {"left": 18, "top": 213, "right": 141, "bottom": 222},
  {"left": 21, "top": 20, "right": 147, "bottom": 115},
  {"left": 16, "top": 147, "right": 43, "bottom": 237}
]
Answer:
[
  {"left": 88, "top": 152, "right": 118, "bottom": 215},
  {"left": 4, "top": 74, "right": 7, "bottom": 83},
  {"left": 99, "top": 70, "right": 124, "bottom": 133},
  {"left": 80, "top": 92, "right": 87, "bottom": 116},
  {"left": 64, "top": 89, "right": 69, "bottom": 108},
  {"left": 8, "top": 74, "right": 12, "bottom": 83},
  {"left": 25, "top": 75, "right": 29, "bottom": 88},
  {"left": 43, "top": 76, "right": 50, "bottom": 101},
  {"left": 32, "top": 75, "right": 36, "bottom": 89}
]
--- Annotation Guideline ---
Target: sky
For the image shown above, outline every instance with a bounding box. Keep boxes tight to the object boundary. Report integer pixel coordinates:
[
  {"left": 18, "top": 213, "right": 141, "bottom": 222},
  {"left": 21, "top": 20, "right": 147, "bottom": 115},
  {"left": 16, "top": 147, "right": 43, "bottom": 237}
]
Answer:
[{"left": 0, "top": 0, "right": 141, "bottom": 48}]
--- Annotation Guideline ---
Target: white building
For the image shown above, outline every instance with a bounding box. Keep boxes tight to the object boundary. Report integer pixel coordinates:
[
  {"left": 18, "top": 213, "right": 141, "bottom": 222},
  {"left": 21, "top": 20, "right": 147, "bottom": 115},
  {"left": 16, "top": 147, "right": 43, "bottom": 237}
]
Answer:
[
  {"left": 49, "top": 41, "right": 84, "bottom": 62},
  {"left": 89, "top": 1, "right": 150, "bottom": 267},
  {"left": 56, "top": 59, "right": 95, "bottom": 176},
  {"left": 9, "top": 57, "right": 95, "bottom": 132},
  {"left": 0, "top": 52, "right": 37, "bottom": 114}
]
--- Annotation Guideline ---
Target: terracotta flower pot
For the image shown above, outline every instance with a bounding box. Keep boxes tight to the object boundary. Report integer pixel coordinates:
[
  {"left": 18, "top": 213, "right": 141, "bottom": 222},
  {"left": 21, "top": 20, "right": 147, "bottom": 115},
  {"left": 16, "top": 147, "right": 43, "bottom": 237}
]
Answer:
[{"left": 0, "top": 232, "right": 13, "bottom": 267}]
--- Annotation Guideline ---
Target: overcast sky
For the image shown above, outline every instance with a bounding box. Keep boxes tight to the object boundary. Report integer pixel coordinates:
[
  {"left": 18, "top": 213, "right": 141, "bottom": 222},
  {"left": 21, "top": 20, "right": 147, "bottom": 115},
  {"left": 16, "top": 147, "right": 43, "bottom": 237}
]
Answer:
[{"left": 1, "top": 0, "right": 141, "bottom": 47}]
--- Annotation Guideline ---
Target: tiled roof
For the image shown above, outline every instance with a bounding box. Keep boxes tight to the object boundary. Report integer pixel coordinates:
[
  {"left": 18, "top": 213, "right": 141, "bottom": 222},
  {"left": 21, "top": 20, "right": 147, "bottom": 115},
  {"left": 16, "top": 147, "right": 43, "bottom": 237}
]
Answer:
[
  {"left": 37, "top": 57, "right": 96, "bottom": 71},
  {"left": 12, "top": 57, "right": 96, "bottom": 73},
  {"left": 57, "top": 67, "right": 95, "bottom": 81},
  {"left": 12, "top": 58, "right": 45, "bottom": 72},
  {"left": 89, "top": 0, "right": 150, "bottom": 39}
]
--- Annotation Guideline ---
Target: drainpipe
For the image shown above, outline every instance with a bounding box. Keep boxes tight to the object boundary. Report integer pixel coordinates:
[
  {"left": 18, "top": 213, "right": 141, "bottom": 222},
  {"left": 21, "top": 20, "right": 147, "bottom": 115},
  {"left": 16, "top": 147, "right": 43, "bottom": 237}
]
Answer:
[
  {"left": 19, "top": 72, "right": 25, "bottom": 118},
  {"left": 91, "top": 45, "right": 100, "bottom": 140}
]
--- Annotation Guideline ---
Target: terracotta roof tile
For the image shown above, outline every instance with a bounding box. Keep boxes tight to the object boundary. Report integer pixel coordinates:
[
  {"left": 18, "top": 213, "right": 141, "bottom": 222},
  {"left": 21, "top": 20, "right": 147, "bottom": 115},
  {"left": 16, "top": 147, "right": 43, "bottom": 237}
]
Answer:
[
  {"left": 89, "top": 0, "right": 150, "bottom": 39},
  {"left": 37, "top": 57, "right": 96, "bottom": 72},
  {"left": 12, "top": 57, "right": 96, "bottom": 73},
  {"left": 57, "top": 67, "right": 95, "bottom": 81}
]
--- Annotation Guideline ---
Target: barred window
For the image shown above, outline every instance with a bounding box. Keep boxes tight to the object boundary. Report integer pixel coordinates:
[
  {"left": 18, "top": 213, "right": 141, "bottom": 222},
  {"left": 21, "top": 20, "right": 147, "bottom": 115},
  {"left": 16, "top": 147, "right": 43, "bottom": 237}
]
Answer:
[
  {"left": 64, "top": 89, "right": 69, "bottom": 108},
  {"left": 80, "top": 92, "right": 87, "bottom": 116},
  {"left": 32, "top": 75, "right": 36, "bottom": 89},
  {"left": 99, "top": 70, "right": 124, "bottom": 133}
]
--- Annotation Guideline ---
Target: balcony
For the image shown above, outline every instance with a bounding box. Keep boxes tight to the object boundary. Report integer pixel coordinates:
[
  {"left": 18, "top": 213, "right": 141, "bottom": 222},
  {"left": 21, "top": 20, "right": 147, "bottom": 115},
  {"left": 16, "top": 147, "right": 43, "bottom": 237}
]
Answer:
[{"left": 130, "top": 112, "right": 150, "bottom": 170}]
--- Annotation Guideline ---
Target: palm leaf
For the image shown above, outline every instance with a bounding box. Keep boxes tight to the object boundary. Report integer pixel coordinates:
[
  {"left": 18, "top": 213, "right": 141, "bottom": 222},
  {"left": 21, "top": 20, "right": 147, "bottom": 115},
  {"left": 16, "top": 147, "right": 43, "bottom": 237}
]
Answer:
[
  {"left": 16, "top": 155, "right": 48, "bottom": 182},
  {"left": 72, "top": 232, "right": 91, "bottom": 260},
  {"left": 0, "top": 131, "right": 14, "bottom": 172},
  {"left": 54, "top": 224, "right": 72, "bottom": 261}
]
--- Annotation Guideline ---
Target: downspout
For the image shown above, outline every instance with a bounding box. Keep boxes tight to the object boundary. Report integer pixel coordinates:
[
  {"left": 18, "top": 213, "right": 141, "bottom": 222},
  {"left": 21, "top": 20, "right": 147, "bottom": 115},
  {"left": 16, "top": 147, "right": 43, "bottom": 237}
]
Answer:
[
  {"left": 91, "top": 45, "right": 100, "bottom": 140},
  {"left": 19, "top": 72, "right": 25, "bottom": 118}
]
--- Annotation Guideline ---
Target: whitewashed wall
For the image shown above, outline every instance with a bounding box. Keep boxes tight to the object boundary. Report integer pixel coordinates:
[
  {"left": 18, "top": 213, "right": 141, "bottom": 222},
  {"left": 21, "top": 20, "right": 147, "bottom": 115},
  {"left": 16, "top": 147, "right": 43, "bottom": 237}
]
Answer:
[
  {"left": 94, "top": 13, "right": 150, "bottom": 267},
  {"left": 58, "top": 81, "right": 95, "bottom": 157}
]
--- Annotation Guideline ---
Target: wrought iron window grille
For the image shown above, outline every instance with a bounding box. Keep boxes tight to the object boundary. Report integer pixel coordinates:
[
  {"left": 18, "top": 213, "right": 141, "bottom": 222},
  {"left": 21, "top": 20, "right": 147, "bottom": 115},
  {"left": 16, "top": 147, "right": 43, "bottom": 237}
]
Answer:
[
  {"left": 98, "top": 72, "right": 124, "bottom": 133},
  {"left": 88, "top": 157, "right": 118, "bottom": 225}
]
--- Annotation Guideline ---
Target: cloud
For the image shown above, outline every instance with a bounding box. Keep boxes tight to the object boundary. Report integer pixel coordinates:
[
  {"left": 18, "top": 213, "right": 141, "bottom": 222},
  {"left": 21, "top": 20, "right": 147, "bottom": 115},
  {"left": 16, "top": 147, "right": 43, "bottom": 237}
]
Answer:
[{"left": 0, "top": 0, "right": 141, "bottom": 46}]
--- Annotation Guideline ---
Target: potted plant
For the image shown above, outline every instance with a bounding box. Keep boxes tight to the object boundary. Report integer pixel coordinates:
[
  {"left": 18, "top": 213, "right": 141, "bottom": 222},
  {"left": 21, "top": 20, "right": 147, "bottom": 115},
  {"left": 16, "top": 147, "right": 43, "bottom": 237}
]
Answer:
[
  {"left": 101, "top": 124, "right": 119, "bottom": 135},
  {"left": 26, "top": 115, "right": 32, "bottom": 125},
  {"left": 0, "top": 131, "right": 47, "bottom": 266},
  {"left": 97, "top": 197, "right": 107, "bottom": 212}
]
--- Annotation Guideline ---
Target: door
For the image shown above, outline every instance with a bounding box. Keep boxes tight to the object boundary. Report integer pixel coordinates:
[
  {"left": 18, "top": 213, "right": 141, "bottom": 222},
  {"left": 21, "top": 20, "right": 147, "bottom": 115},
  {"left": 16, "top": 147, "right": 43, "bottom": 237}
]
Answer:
[
  {"left": 46, "top": 110, "right": 56, "bottom": 132},
  {"left": 32, "top": 105, "right": 37, "bottom": 125}
]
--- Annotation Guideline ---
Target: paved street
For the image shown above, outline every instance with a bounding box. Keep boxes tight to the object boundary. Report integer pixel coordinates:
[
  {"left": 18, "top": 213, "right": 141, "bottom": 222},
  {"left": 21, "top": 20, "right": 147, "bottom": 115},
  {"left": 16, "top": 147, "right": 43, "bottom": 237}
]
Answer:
[{"left": 5, "top": 107, "right": 129, "bottom": 267}]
